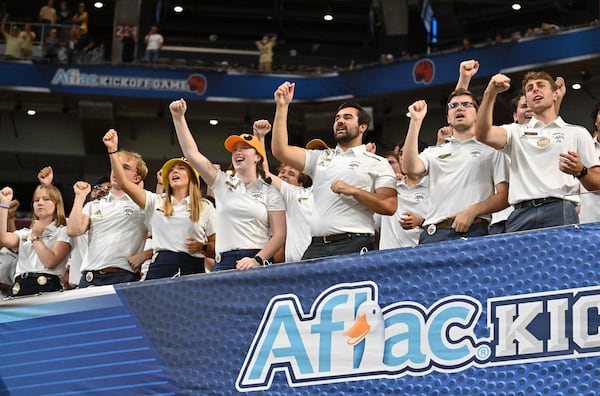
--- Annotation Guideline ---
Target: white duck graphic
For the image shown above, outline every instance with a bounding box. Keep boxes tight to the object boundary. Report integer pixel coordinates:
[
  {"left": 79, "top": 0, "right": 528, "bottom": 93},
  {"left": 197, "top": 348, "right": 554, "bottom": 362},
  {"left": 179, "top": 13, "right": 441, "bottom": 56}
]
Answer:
[{"left": 342, "top": 299, "right": 385, "bottom": 371}]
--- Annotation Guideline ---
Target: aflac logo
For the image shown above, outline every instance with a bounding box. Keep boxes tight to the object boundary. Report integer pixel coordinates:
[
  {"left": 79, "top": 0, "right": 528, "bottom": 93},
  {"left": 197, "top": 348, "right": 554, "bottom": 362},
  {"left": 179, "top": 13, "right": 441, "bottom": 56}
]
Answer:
[
  {"left": 236, "top": 281, "right": 490, "bottom": 391},
  {"left": 237, "top": 282, "right": 600, "bottom": 391}
]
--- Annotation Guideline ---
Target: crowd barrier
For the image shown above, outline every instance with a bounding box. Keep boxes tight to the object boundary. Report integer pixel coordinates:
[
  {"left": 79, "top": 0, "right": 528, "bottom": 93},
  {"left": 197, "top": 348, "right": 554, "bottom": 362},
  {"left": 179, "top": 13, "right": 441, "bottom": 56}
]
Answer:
[{"left": 1, "top": 222, "right": 600, "bottom": 395}]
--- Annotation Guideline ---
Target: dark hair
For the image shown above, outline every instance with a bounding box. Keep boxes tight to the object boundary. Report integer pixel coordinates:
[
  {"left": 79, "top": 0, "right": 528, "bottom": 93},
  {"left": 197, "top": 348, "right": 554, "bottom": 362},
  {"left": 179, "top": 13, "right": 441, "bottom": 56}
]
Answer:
[
  {"left": 446, "top": 88, "right": 478, "bottom": 114},
  {"left": 510, "top": 95, "right": 525, "bottom": 114},
  {"left": 336, "top": 101, "right": 371, "bottom": 127},
  {"left": 256, "top": 158, "right": 272, "bottom": 184}
]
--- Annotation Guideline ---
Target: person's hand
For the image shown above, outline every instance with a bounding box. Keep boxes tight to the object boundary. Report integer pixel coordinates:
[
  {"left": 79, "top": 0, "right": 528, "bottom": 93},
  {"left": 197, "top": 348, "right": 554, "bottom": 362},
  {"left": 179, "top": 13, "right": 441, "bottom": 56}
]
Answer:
[
  {"left": 408, "top": 100, "right": 427, "bottom": 122},
  {"left": 253, "top": 119, "right": 272, "bottom": 139},
  {"left": 128, "top": 251, "right": 149, "bottom": 272},
  {"left": 436, "top": 126, "right": 453, "bottom": 145},
  {"left": 459, "top": 59, "right": 479, "bottom": 80},
  {"left": 330, "top": 180, "right": 356, "bottom": 196},
  {"left": 559, "top": 151, "right": 584, "bottom": 177},
  {"left": 555, "top": 76, "right": 566, "bottom": 101},
  {"left": 8, "top": 199, "right": 19, "bottom": 219},
  {"left": 102, "top": 129, "right": 119, "bottom": 152},
  {"left": 73, "top": 181, "right": 91, "bottom": 198},
  {"left": 30, "top": 219, "right": 46, "bottom": 239},
  {"left": 365, "top": 142, "right": 376, "bottom": 153},
  {"left": 169, "top": 99, "right": 187, "bottom": 117},
  {"left": 236, "top": 256, "right": 260, "bottom": 270},
  {"left": 0, "top": 187, "right": 14, "bottom": 206},
  {"left": 486, "top": 73, "right": 511, "bottom": 95},
  {"left": 37, "top": 166, "right": 54, "bottom": 185},
  {"left": 185, "top": 237, "right": 205, "bottom": 255},
  {"left": 399, "top": 212, "right": 423, "bottom": 230},
  {"left": 274, "top": 82, "right": 295, "bottom": 107},
  {"left": 450, "top": 207, "right": 478, "bottom": 233}
]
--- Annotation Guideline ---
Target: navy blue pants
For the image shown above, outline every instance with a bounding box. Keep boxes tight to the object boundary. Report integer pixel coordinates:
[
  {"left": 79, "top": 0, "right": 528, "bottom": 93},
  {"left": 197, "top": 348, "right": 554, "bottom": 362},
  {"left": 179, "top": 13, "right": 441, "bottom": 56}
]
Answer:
[{"left": 146, "top": 251, "right": 205, "bottom": 280}]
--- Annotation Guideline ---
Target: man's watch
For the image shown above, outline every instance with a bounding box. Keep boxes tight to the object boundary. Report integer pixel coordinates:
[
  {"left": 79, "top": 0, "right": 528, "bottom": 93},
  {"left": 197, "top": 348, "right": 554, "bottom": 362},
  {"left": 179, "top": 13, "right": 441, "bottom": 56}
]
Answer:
[
  {"left": 576, "top": 166, "right": 588, "bottom": 179},
  {"left": 200, "top": 243, "right": 208, "bottom": 253}
]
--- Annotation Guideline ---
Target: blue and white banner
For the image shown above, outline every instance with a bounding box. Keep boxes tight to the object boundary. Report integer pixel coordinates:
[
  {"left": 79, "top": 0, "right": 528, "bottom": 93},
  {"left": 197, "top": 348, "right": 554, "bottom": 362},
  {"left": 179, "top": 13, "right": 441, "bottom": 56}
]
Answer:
[
  {"left": 0, "top": 27, "right": 598, "bottom": 103},
  {"left": 1, "top": 223, "right": 599, "bottom": 395}
]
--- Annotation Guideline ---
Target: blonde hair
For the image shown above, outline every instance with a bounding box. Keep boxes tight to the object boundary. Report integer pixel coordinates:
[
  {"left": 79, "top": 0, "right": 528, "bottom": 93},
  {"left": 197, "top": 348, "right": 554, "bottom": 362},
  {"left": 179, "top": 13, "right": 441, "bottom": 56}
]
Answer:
[
  {"left": 162, "top": 163, "right": 202, "bottom": 222},
  {"left": 118, "top": 150, "right": 148, "bottom": 180},
  {"left": 31, "top": 184, "right": 67, "bottom": 226}
]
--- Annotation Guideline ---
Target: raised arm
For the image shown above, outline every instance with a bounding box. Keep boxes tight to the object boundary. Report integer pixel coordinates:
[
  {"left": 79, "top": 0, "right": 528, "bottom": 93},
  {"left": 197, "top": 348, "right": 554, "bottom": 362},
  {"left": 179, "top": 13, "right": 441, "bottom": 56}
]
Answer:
[
  {"left": 169, "top": 99, "right": 218, "bottom": 186},
  {"left": 271, "top": 82, "right": 306, "bottom": 172},
  {"left": 253, "top": 119, "right": 282, "bottom": 189},
  {"left": 37, "top": 166, "right": 54, "bottom": 186},
  {"left": 475, "top": 74, "right": 511, "bottom": 149},
  {"left": 103, "top": 129, "right": 147, "bottom": 208},
  {"left": 401, "top": 100, "right": 428, "bottom": 177},
  {"left": 455, "top": 59, "right": 479, "bottom": 90},
  {"left": 67, "top": 181, "right": 91, "bottom": 237},
  {"left": 0, "top": 187, "right": 20, "bottom": 250}
]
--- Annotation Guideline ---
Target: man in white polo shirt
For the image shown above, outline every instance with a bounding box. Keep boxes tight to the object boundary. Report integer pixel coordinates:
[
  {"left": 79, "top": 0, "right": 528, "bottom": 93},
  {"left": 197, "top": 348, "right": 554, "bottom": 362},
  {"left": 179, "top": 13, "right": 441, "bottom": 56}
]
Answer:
[
  {"left": 67, "top": 150, "right": 149, "bottom": 287},
  {"left": 475, "top": 71, "right": 600, "bottom": 232},
  {"left": 271, "top": 81, "right": 397, "bottom": 259}
]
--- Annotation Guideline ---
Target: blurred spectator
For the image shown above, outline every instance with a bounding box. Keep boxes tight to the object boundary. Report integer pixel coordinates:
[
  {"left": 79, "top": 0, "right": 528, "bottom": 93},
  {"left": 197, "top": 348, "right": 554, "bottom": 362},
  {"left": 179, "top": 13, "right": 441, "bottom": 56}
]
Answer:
[
  {"left": 144, "top": 24, "right": 163, "bottom": 63},
  {"left": 1, "top": 16, "right": 22, "bottom": 59},
  {"left": 121, "top": 28, "right": 136, "bottom": 63},
  {"left": 73, "top": 25, "right": 94, "bottom": 63},
  {"left": 57, "top": 0, "right": 72, "bottom": 25},
  {"left": 19, "top": 22, "right": 36, "bottom": 59},
  {"left": 43, "top": 27, "right": 60, "bottom": 62},
  {"left": 255, "top": 34, "right": 277, "bottom": 72},
  {"left": 72, "top": 2, "right": 88, "bottom": 32},
  {"left": 39, "top": 0, "right": 57, "bottom": 25}
]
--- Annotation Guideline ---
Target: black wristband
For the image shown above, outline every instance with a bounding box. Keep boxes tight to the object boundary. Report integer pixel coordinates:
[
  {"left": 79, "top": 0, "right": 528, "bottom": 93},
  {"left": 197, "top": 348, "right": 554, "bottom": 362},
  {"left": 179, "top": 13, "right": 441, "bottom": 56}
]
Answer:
[
  {"left": 254, "top": 255, "right": 267, "bottom": 266},
  {"left": 201, "top": 243, "right": 207, "bottom": 253},
  {"left": 575, "top": 166, "right": 588, "bottom": 179},
  {"left": 108, "top": 148, "right": 119, "bottom": 155}
]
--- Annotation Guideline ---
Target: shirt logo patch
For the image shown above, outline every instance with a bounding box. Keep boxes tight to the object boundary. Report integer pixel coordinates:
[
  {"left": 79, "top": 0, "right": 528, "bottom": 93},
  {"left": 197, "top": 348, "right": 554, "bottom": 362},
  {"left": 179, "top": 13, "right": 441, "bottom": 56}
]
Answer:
[
  {"left": 252, "top": 191, "right": 265, "bottom": 203},
  {"left": 123, "top": 206, "right": 136, "bottom": 216},
  {"left": 470, "top": 149, "right": 482, "bottom": 158},
  {"left": 348, "top": 161, "right": 360, "bottom": 170},
  {"left": 552, "top": 131, "right": 566, "bottom": 143},
  {"left": 537, "top": 137, "right": 551, "bottom": 148}
]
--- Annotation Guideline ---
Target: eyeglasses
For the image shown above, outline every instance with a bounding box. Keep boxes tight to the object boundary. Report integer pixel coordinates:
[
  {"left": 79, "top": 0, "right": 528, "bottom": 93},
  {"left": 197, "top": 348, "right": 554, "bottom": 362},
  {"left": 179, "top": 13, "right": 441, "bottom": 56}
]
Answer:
[
  {"left": 92, "top": 185, "right": 111, "bottom": 191},
  {"left": 447, "top": 101, "right": 475, "bottom": 110}
]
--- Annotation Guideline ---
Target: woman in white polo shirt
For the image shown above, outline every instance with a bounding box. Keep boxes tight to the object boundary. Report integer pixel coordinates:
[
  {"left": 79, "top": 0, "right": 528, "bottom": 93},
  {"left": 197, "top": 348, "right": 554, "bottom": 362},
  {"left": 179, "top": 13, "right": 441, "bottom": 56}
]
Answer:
[
  {"left": 103, "top": 129, "right": 216, "bottom": 280},
  {"left": 169, "top": 98, "right": 286, "bottom": 271},
  {"left": 0, "top": 184, "right": 72, "bottom": 297}
]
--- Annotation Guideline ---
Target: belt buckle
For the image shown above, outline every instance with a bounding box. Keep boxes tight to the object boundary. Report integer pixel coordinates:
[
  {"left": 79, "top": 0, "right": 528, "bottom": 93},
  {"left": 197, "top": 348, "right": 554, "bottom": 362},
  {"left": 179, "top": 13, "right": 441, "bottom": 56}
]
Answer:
[
  {"left": 323, "top": 234, "right": 332, "bottom": 244},
  {"left": 426, "top": 224, "right": 437, "bottom": 235}
]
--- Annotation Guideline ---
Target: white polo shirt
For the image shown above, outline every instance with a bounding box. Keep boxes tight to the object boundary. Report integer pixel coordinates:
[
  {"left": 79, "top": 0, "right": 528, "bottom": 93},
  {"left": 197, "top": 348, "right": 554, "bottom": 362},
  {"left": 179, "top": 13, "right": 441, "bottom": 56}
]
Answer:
[
  {"left": 80, "top": 192, "right": 147, "bottom": 272},
  {"left": 144, "top": 191, "right": 216, "bottom": 257},
  {"left": 378, "top": 177, "right": 430, "bottom": 249},
  {"left": 502, "top": 117, "right": 600, "bottom": 205},
  {"left": 579, "top": 135, "right": 600, "bottom": 223},
  {"left": 211, "top": 171, "right": 285, "bottom": 254},
  {"left": 304, "top": 144, "right": 397, "bottom": 236},
  {"left": 279, "top": 182, "right": 313, "bottom": 262},
  {"left": 14, "top": 223, "right": 71, "bottom": 278},
  {"left": 420, "top": 136, "right": 508, "bottom": 226}
]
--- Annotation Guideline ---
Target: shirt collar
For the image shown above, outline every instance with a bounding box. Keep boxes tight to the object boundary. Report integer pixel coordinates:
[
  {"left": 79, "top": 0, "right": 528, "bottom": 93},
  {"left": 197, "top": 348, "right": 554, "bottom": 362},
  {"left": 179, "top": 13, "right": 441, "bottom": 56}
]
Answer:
[
  {"left": 334, "top": 144, "right": 366, "bottom": 155},
  {"left": 527, "top": 115, "right": 566, "bottom": 128}
]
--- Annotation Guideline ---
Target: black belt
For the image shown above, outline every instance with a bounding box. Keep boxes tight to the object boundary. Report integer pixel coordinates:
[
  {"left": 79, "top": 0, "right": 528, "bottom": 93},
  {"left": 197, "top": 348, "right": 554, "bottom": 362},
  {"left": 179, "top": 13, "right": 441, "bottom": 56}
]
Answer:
[
  {"left": 514, "top": 197, "right": 563, "bottom": 209},
  {"left": 16, "top": 272, "right": 60, "bottom": 281},
  {"left": 312, "top": 233, "right": 372, "bottom": 244},
  {"left": 434, "top": 217, "right": 489, "bottom": 229}
]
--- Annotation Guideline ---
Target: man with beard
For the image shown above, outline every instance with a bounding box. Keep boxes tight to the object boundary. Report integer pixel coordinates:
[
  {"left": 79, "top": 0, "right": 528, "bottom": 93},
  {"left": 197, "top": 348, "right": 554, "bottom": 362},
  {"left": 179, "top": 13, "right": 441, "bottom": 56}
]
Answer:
[
  {"left": 475, "top": 71, "right": 600, "bottom": 232},
  {"left": 271, "top": 81, "right": 397, "bottom": 259},
  {"left": 402, "top": 90, "right": 509, "bottom": 244}
]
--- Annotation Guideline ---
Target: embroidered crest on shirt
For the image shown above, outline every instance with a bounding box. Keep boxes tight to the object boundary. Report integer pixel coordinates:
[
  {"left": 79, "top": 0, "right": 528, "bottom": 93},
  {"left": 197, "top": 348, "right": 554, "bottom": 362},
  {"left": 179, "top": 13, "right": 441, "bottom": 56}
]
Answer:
[
  {"left": 469, "top": 149, "right": 482, "bottom": 158},
  {"left": 123, "top": 206, "right": 136, "bottom": 216},
  {"left": 552, "top": 131, "right": 566, "bottom": 143},
  {"left": 348, "top": 160, "right": 360, "bottom": 170},
  {"left": 252, "top": 191, "right": 266, "bottom": 203},
  {"left": 437, "top": 153, "right": 451, "bottom": 159},
  {"left": 91, "top": 208, "right": 103, "bottom": 220},
  {"left": 414, "top": 192, "right": 426, "bottom": 202},
  {"left": 225, "top": 175, "right": 240, "bottom": 191}
]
